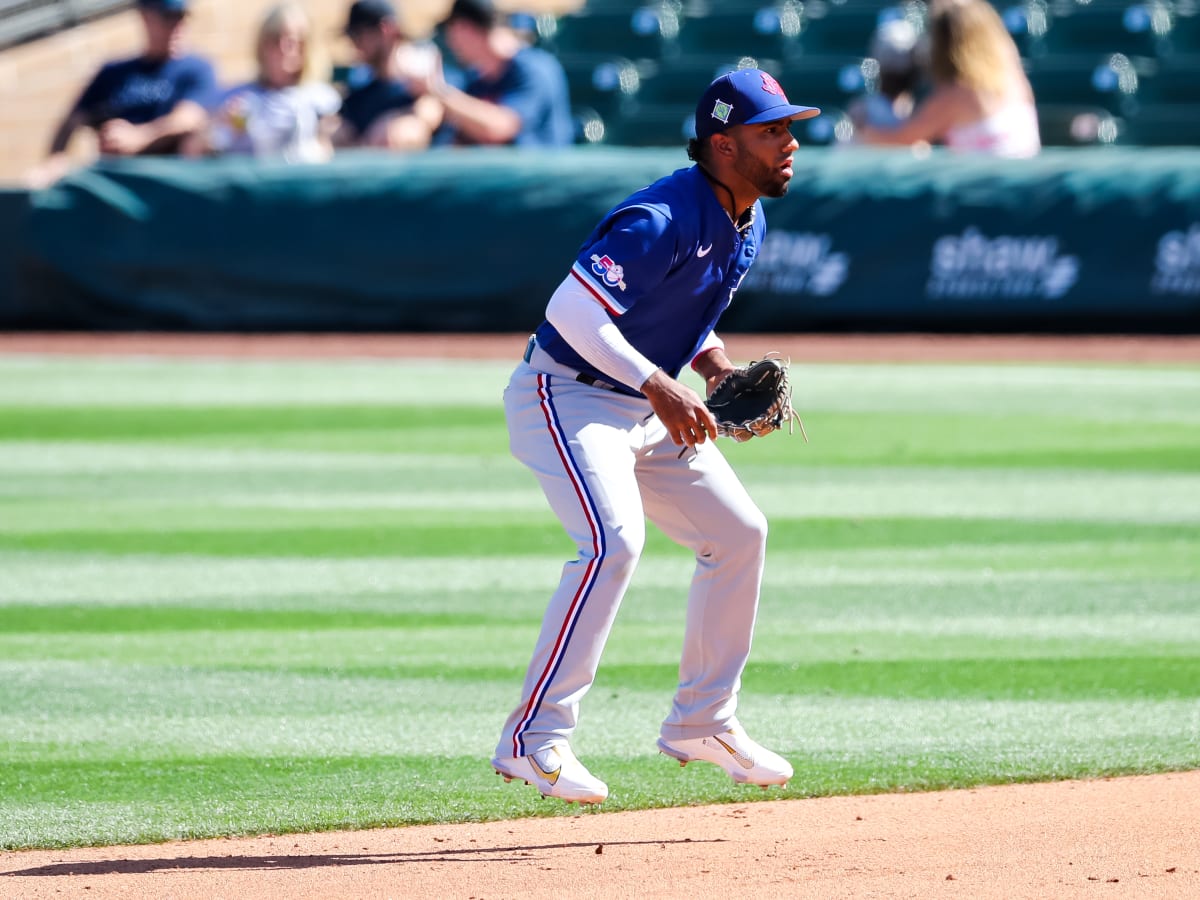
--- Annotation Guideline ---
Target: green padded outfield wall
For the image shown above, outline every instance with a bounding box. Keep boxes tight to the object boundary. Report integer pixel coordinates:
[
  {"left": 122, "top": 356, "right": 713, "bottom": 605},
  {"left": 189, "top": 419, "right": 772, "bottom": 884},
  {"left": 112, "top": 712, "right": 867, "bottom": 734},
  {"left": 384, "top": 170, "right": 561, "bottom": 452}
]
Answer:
[{"left": 3, "top": 146, "right": 1199, "bottom": 331}]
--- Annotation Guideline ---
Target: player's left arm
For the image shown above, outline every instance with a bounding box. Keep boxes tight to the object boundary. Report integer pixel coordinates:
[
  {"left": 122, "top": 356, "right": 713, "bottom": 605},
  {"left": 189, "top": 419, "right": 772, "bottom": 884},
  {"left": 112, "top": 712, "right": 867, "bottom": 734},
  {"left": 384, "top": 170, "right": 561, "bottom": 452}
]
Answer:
[{"left": 690, "top": 336, "right": 737, "bottom": 397}]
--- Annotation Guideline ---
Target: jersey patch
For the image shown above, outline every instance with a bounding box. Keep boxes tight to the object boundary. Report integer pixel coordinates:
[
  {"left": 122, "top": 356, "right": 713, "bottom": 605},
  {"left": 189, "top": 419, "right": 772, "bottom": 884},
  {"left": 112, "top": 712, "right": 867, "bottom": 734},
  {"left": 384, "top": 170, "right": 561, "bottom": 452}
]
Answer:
[{"left": 590, "top": 254, "right": 627, "bottom": 291}]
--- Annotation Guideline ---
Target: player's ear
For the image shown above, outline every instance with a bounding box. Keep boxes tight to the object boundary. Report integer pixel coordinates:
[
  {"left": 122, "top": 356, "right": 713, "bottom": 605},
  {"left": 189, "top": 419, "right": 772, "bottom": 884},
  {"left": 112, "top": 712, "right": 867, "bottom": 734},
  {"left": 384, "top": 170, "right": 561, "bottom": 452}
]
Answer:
[{"left": 711, "top": 132, "right": 736, "bottom": 159}]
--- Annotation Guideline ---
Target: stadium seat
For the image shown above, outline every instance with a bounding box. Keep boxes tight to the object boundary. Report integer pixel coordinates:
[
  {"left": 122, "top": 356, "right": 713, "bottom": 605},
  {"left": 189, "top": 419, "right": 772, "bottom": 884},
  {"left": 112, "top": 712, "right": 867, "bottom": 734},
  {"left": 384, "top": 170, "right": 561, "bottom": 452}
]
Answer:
[
  {"left": 779, "top": 55, "right": 874, "bottom": 112},
  {"left": 1137, "top": 53, "right": 1200, "bottom": 104},
  {"left": 795, "top": 105, "right": 854, "bottom": 146},
  {"left": 558, "top": 54, "right": 643, "bottom": 121},
  {"left": 997, "top": 1, "right": 1052, "bottom": 58},
  {"left": 603, "top": 102, "right": 696, "bottom": 146},
  {"left": 797, "top": 2, "right": 921, "bottom": 56},
  {"left": 1035, "top": 103, "right": 1122, "bottom": 146},
  {"left": 546, "top": 7, "right": 679, "bottom": 61},
  {"left": 578, "top": 0, "right": 661, "bottom": 11},
  {"left": 1119, "top": 102, "right": 1200, "bottom": 144},
  {"left": 572, "top": 106, "right": 609, "bottom": 144},
  {"left": 1039, "top": 2, "right": 1170, "bottom": 59},
  {"left": 635, "top": 57, "right": 754, "bottom": 106},
  {"left": 1156, "top": 10, "right": 1200, "bottom": 57},
  {"left": 1024, "top": 53, "right": 1145, "bottom": 116},
  {"left": 676, "top": 6, "right": 802, "bottom": 63}
]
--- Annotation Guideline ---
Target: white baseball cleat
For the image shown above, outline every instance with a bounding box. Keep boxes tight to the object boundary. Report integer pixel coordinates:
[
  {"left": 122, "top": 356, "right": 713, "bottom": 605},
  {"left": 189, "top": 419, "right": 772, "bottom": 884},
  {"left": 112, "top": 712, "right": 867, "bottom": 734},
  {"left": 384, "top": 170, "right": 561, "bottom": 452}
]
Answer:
[
  {"left": 657, "top": 726, "right": 793, "bottom": 787},
  {"left": 491, "top": 744, "right": 609, "bottom": 804}
]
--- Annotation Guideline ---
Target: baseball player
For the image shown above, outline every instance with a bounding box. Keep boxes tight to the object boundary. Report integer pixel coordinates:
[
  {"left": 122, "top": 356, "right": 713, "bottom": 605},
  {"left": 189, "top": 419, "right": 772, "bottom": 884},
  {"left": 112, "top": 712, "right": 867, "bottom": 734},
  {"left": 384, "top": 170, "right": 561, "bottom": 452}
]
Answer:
[{"left": 493, "top": 68, "right": 819, "bottom": 804}]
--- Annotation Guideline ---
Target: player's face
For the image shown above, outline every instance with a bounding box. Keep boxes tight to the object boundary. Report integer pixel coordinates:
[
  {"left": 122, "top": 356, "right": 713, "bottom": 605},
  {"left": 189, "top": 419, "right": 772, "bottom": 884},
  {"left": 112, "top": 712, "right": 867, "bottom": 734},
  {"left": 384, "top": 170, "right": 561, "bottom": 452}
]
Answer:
[{"left": 730, "top": 119, "right": 800, "bottom": 199}]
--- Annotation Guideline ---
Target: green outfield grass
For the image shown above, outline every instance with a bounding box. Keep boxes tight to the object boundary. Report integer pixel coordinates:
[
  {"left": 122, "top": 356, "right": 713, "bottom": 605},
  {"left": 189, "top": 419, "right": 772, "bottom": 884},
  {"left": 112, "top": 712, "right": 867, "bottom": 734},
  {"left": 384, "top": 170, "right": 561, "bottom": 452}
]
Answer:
[{"left": 1, "top": 354, "right": 1197, "bottom": 850}]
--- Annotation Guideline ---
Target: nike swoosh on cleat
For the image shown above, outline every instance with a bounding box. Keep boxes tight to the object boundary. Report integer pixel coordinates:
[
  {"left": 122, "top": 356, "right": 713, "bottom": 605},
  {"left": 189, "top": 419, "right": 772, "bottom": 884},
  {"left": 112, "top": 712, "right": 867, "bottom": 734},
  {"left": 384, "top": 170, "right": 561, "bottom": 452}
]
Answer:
[
  {"left": 712, "top": 735, "right": 756, "bottom": 769},
  {"left": 696, "top": 244, "right": 713, "bottom": 257},
  {"left": 530, "top": 757, "right": 562, "bottom": 785}
]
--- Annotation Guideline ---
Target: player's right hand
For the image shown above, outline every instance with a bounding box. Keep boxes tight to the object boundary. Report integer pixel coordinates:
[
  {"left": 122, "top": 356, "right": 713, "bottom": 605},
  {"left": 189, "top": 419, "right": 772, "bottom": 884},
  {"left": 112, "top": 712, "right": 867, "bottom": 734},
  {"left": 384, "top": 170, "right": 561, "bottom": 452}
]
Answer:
[{"left": 641, "top": 370, "right": 719, "bottom": 448}]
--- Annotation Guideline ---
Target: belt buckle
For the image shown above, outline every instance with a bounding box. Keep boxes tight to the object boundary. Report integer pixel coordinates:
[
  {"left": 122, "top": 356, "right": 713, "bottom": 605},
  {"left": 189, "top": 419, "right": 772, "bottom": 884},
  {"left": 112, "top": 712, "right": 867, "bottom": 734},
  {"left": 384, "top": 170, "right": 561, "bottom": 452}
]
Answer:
[{"left": 523, "top": 334, "right": 536, "bottom": 363}]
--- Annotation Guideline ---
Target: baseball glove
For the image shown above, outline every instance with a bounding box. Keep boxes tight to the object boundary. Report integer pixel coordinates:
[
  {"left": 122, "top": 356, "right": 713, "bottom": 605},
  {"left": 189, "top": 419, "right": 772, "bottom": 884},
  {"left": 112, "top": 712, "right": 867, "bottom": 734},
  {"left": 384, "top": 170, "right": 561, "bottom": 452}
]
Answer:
[{"left": 705, "top": 355, "right": 807, "bottom": 443}]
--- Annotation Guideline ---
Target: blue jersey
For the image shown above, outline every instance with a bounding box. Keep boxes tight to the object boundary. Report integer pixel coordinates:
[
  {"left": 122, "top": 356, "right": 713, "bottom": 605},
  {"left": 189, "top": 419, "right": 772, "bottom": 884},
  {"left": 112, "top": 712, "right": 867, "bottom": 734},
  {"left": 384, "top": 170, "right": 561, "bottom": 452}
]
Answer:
[
  {"left": 75, "top": 54, "right": 215, "bottom": 129},
  {"left": 447, "top": 47, "right": 574, "bottom": 147},
  {"left": 339, "top": 74, "right": 419, "bottom": 138},
  {"left": 535, "top": 165, "right": 766, "bottom": 394}
]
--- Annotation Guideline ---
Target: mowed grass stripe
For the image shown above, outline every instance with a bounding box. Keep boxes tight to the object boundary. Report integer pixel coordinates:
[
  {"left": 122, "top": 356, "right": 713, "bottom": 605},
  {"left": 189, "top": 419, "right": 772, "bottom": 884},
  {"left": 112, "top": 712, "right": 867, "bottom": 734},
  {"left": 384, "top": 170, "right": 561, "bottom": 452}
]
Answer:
[
  {"left": 3, "top": 670, "right": 1198, "bottom": 767},
  {"left": 0, "top": 517, "right": 1195, "bottom": 556},
  {"left": 1, "top": 541, "right": 1196, "bottom": 610},
  {"left": 3, "top": 455, "right": 1198, "bottom": 523},
  {"left": 0, "top": 357, "right": 518, "bottom": 408},
  {"left": 2, "top": 407, "right": 1199, "bottom": 469},
  {"left": 2, "top": 358, "right": 1197, "bottom": 417},
  {"left": 4, "top": 574, "right": 1199, "bottom": 635},
  {"left": 4, "top": 606, "right": 1199, "bottom": 670},
  {"left": 3, "top": 687, "right": 1199, "bottom": 842}
]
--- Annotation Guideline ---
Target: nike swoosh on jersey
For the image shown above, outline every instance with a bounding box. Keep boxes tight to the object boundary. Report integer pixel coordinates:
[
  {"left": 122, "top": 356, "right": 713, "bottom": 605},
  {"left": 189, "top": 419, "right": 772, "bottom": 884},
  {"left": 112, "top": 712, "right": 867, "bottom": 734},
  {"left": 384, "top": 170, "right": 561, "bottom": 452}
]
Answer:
[{"left": 697, "top": 244, "right": 713, "bottom": 257}]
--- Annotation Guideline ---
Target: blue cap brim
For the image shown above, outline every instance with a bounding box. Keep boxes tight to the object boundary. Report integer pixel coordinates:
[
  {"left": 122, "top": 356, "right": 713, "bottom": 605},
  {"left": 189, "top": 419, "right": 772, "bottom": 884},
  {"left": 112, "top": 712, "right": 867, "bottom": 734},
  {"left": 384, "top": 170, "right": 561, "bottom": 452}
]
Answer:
[{"left": 744, "top": 104, "right": 821, "bottom": 125}]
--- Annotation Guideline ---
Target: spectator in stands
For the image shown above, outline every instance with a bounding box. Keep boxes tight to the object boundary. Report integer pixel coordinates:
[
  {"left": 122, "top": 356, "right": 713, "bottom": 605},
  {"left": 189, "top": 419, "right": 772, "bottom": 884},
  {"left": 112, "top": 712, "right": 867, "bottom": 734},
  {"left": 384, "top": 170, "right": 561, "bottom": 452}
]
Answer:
[
  {"left": 408, "top": 0, "right": 573, "bottom": 147},
  {"left": 331, "top": 0, "right": 444, "bottom": 150},
  {"left": 186, "top": 2, "right": 340, "bottom": 162},
  {"left": 24, "top": 0, "right": 215, "bottom": 188},
  {"left": 848, "top": 18, "right": 923, "bottom": 136},
  {"left": 856, "top": 0, "right": 1040, "bottom": 157}
]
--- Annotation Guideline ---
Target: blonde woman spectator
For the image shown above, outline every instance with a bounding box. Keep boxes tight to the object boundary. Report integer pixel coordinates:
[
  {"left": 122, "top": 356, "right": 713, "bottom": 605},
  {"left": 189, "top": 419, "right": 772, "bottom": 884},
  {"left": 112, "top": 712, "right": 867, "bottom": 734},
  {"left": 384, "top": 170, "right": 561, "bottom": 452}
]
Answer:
[
  {"left": 192, "top": 2, "right": 340, "bottom": 162},
  {"left": 856, "top": 0, "right": 1040, "bottom": 157}
]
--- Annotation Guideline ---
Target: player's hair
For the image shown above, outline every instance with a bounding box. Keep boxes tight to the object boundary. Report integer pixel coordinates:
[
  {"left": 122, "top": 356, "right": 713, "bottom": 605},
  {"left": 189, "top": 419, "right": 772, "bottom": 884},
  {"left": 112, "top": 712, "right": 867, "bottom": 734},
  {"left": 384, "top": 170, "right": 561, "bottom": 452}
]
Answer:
[
  {"left": 687, "top": 136, "right": 712, "bottom": 164},
  {"left": 927, "top": 0, "right": 1020, "bottom": 94}
]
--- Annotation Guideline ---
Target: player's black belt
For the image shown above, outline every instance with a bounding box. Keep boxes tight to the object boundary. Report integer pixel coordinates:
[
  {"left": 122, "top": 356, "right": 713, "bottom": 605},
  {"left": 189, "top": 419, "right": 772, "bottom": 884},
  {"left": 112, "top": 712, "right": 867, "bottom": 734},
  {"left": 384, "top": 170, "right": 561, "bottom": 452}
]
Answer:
[
  {"left": 522, "top": 334, "right": 622, "bottom": 392},
  {"left": 573, "top": 372, "right": 610, "bottom": 388}
]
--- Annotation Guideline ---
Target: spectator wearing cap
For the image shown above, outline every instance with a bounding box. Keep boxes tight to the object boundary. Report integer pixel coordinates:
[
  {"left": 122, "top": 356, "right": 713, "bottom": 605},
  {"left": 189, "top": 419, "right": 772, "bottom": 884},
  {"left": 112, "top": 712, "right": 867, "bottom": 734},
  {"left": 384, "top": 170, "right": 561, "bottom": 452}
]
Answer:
[
  {"left": 24, "top": 0, "right": 216, "bottom": 187},
  {"left": 847, "top": 18, "right": 922, "bottom": 138},
  {"left": 331, "top": 0, "right": 444, "bottom": 150},
  {"left": 856, "top": 0, "right": 1039, "bottom": 157},
  {"left": 407, "top": 0, "right": 573, "bottom": 147}
]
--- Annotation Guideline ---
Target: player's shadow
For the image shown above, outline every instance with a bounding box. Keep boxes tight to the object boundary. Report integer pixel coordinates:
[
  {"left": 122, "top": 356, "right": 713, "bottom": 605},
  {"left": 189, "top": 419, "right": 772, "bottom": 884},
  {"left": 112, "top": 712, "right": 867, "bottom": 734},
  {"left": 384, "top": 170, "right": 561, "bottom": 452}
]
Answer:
[{"left": 7, "top": 838, "right": 724, "bottom": 877}]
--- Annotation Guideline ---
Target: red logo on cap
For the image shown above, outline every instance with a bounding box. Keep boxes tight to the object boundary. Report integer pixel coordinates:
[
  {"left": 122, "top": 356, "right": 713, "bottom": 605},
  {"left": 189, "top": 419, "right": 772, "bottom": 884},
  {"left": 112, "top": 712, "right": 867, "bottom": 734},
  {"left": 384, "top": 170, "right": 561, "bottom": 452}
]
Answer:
[{"left": 760, "top": 72, "right": 785, "bottom": 99}]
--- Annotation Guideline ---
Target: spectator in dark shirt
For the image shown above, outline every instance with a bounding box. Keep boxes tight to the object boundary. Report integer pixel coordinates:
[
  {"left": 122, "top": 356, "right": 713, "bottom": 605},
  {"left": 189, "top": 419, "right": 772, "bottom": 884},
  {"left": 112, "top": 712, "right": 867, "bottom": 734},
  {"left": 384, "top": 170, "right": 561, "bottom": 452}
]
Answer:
[
  {"left": 24, "top": 0, "right": 215, "bottom": 187},
  {"left": 411, "top": 0, "right": 573, "bottom": 147},
  {"left": 331, "top": 0, "right": 444, "bottom": 150}
]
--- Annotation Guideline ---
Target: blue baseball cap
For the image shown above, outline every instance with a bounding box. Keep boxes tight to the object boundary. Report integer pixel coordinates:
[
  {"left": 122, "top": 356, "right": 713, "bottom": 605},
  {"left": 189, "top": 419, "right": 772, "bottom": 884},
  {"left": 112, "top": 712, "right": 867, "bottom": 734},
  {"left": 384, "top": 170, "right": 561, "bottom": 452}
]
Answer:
[
  {"left": 344, "top": 0, "right": 396, "bottom": 33},
  {"left": 695, "top": 68, "right": 820, "bottom": 139},
  {"left": 137, "top": 0, "right": 190, "bottom": 14}
]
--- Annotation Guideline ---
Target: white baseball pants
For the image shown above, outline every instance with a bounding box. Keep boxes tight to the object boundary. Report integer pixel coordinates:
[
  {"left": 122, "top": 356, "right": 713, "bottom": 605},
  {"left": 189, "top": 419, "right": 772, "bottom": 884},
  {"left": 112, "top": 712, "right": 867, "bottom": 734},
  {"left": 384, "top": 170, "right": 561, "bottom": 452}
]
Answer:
[{"left": 496, "top": 356, "right": 768, "bottom": 760}]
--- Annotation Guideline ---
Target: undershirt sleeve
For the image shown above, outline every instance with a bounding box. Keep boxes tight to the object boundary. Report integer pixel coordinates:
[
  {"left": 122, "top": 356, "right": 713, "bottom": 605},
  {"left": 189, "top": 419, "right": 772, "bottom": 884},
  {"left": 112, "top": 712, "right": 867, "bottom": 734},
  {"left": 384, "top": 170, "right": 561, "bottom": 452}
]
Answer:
[
  {"left": 545, "top": 275, "right": 660, "bottom": 390},
  {"left": 690, "top": 330, "right": 725, "bottom": 369}
]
